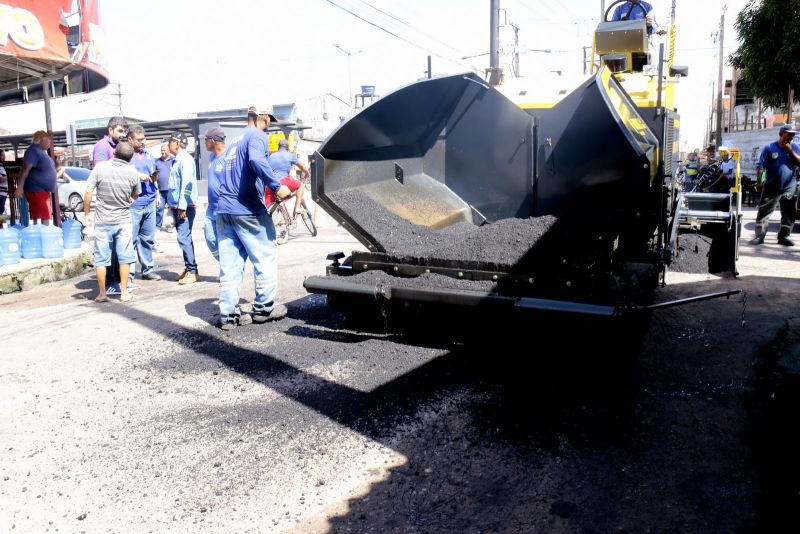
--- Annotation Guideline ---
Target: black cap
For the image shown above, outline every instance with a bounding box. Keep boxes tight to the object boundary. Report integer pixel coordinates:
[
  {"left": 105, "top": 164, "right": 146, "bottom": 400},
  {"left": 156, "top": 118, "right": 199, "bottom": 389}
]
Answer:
[
  {"left": 168, "top": 131, "right": 188, "bottom": 147},
  {"left": 203, "top": 127, "right": 225, "bottom": 142}
]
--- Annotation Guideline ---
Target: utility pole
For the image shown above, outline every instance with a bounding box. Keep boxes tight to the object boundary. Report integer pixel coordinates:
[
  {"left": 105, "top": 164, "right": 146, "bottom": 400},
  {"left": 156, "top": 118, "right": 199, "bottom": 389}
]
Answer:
[
  {"left": 333, "top": 43, "right": 362, "bottom": 107},
  {"left": 488, "top": 0, "right": 501, "bottom": 85},
  {"left": 110, "top": 82, "right": 123, "bottom": 116},
  {"left": 787, "top": 85, "right": 794, "bottom": 125},
  {"left": 582, "top": 46, "right": 592, "bottom": 75},
  {"left": 510, "top": 21, "right": 520, "bottom": 78},
  {"left": 729, "top": 67, "right": 737, "bottom": 133},
  {"left": 714, "top": 8, "right": 725, "bottom": 150}
]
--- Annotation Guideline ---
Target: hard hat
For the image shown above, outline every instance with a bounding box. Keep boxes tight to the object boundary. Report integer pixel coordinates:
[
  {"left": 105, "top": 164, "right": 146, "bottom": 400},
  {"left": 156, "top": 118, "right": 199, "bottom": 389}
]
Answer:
[{"left": 718, "top": 146, "right": 729, "bottom": 154}]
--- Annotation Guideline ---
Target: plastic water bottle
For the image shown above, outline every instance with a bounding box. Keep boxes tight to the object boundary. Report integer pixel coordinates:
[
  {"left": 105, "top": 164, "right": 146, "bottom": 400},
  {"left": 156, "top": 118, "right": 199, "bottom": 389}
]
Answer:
[
  {"left": 62, "top": 219, "right": 83, "bottom": 249},
  {"left": 0, "top": 224, "right": 21, "bottom": 265},
  {"left": 20, "top": 219, "right": 43, "bottom": 259},
  {"left": 41, "top": 223, "right": 64, "bottom": 259}
]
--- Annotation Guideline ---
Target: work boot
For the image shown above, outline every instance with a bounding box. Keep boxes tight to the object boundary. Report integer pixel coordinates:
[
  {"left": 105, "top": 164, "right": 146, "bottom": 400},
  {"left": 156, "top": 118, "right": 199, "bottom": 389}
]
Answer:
[
  {"left": 176, "top": 269, "right": 188, "bottom": 281},
  {"left": 179, "top": 272, "right": 199, "bottom": 285},
  {"left": 778, "top": 236, "right": 795, "bottom": 247},
  {"left": 219, "top": 310, "right": 253, "bottom": 330},
  {"left": 749, "top": 236, "right": 764, "bottom": 245},
  {"left": 142, "top": 271, "right": 162, "bottom": 281},
  {"left": 252, "top": 303, "right": 288, "bottom": 323}
]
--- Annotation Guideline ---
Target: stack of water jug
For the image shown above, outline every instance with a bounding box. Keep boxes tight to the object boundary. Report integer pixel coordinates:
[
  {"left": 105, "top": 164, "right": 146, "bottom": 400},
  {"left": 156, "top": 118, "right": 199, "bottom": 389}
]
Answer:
[{"left": 0, "top": 218, "right": 82, "bottom": 267}]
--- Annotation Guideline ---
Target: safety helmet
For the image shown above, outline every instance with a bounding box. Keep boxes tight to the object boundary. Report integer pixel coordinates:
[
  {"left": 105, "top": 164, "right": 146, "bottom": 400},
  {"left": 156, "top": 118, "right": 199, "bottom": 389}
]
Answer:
[{"left": 718, "top": 146, "right": 730, "bottom": 155}]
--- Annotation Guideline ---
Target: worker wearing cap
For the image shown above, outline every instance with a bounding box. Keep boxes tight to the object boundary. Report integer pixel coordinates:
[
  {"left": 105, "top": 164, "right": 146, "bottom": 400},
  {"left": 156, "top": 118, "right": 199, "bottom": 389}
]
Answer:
[
  {"left": 268, "top": 138, "right": 310, "bottom": 219},
  {"left": 214, "top": 106, "right": 291, "bottom": 330},
  {"left": 610, "top": 0, "right": 658, "bottom": 35},
  {"left": 167, "top": 131, "right": 200, "bottom": 282},
  {"left": 14, "top": 130, "right": 57, "bottom": 225},
  {"left": 752, "top": 124, "right": 800, "bottom": 246},
  {"left": 203, "top": 127, "right": 226, "bottom": 262}
]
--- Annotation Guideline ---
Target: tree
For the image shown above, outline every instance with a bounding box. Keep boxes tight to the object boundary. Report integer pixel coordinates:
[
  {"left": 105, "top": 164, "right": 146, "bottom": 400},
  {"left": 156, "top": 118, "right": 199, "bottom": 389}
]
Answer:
[{"left": 731, "top": 0, "right": 800, "bottom": 110}]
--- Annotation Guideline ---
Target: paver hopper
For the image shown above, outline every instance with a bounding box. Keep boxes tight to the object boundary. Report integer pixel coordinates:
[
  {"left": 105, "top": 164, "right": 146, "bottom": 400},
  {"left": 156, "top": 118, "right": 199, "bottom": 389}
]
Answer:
[{"left": 304, "top": 69, "right": 733, "bottom": 317}]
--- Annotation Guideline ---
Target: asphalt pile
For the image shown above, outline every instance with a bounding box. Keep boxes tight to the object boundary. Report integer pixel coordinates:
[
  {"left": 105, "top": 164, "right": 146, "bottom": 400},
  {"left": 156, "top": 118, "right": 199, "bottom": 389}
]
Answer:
[
  {"left": 350, "top": 270, "right": 497, "bottom": 292},
  {"left": 329, "top": 189, "right": 563, "bottom": 269},
  {"left": 670, "top": 233, "right": 712, "bottom": 274}
]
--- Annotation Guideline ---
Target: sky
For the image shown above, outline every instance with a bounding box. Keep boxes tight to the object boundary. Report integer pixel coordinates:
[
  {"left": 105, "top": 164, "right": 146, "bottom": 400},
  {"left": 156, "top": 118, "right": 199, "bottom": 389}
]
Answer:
[{"left": 0, "top": 0, "right": 752, "bottom": 150}]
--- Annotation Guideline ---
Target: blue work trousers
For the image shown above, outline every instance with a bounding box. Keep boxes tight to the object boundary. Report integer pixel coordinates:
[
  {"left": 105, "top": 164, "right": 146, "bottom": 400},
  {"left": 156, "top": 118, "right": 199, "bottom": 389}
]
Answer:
[
  {"left": 755, "top": 185, "right": 797, "bottom": 239},
  {"left": 171, "top": 206, "right": 197, "bottom": 273},
  {"left": 156, "top": 190, "right": 168, "bottom": 229},
  {"left": 205, "top": 206, "right": 219, "bottom": 262},
  {"left": 217, "top": 212, "right": 277, "bottom": 317},
  {"left": 130, "top": 201, "right": 156, "bottom": 278}
]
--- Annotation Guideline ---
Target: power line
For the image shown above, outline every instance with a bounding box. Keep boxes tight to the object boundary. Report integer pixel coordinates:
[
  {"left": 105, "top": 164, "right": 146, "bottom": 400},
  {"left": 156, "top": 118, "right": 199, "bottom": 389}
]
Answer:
[
  {"left": 325, "top": 0, "right": 480, "bottom": 72},
  {"left": 355, "top": 0, "right": 464, "bottom": 54}
]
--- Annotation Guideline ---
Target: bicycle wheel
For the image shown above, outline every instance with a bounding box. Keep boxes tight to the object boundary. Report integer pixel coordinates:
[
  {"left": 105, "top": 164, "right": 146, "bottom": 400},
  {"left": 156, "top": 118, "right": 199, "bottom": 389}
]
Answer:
[
  {"left": 299, "top": 199, "right": 317, "bottom": 237},
  {"left": 270, "top": 202, "right": 291, "bottom": 245}
]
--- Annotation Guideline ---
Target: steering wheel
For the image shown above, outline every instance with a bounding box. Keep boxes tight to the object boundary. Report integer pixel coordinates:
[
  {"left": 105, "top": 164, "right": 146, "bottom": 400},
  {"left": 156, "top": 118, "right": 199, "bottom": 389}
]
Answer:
[{"left": 604, "top": 0, "right": 647, "bottom": 23}]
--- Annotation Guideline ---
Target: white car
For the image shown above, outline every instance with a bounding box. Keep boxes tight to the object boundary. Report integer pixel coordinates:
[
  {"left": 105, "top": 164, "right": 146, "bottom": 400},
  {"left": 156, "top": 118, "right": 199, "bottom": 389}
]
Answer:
[{"left": 57, "top": 166, "right": 91, "bottom": 211}]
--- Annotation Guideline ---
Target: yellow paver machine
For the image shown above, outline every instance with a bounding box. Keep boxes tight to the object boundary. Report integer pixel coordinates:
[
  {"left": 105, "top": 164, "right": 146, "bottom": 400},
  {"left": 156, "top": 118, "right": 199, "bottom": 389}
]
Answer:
[{"left": 304, "top": 1, "right": 740, "bottom": 322}]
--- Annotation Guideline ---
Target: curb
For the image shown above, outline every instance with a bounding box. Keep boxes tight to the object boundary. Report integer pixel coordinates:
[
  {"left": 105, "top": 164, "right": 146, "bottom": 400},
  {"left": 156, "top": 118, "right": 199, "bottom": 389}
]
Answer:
[{"left": 0, "top": 250, "right": 91, "bottom": 295}]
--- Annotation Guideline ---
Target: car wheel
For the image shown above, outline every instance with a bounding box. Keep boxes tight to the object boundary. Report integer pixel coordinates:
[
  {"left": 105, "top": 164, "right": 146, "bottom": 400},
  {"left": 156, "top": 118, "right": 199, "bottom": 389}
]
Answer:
[{"left": 68, "top": 193, "right": 83, "bottom": 211}]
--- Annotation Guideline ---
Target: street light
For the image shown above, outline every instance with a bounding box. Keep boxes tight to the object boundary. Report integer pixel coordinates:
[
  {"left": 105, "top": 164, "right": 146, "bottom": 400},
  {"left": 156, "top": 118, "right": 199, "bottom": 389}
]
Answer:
[{"left": 332, "top": 43, "right": 363, "bottom": 107}]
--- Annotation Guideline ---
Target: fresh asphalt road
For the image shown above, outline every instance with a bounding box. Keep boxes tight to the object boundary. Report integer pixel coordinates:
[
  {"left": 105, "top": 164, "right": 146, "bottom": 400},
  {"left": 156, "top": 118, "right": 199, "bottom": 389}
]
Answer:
[{"left": 1, "top": 204, "right": 800, "bottom": 533}]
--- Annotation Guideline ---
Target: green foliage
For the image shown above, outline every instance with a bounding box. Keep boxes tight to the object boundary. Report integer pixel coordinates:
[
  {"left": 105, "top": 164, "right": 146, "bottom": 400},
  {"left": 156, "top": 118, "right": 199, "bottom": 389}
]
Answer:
[{"left": 731, "top": 0, "right": 800, "bottom": 109}]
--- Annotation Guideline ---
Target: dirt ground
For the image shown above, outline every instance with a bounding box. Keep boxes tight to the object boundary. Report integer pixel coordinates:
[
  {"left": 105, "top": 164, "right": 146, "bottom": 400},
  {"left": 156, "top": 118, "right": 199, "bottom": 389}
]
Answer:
[{"left": 1, "top": 205, "right": 799, "bottom": 533}]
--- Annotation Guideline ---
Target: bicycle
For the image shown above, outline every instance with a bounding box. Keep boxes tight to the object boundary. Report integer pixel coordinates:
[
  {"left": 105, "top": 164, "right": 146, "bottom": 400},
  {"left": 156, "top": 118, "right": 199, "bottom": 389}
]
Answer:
[
  {"left": 267, "top": 190, "right": 317, "bottom": 245},
  {"left": 59, "top": 202, "right": 86, "bottom": 239}
]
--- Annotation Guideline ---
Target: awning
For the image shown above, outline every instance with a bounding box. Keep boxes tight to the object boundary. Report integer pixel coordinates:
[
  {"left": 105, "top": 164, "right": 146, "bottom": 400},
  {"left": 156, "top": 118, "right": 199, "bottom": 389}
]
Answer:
[{"left": 0, "top": 0, "right": 109, "bottom": 107}]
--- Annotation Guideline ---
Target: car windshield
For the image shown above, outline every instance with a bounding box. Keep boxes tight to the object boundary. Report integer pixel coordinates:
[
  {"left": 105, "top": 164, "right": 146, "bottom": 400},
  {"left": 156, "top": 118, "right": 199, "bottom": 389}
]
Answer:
[{"left": 63, "top": 167, "right": 91, "bottom": 181}]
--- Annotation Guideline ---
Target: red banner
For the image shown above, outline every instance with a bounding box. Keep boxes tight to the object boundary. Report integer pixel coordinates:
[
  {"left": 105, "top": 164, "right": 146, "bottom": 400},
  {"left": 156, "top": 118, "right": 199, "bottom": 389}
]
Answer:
[
  {"left": 78, "top": 0, "right": 107, "bottom": 78},
  {"left": 0, "top": 1, "right": 71, "bottom": 64}
]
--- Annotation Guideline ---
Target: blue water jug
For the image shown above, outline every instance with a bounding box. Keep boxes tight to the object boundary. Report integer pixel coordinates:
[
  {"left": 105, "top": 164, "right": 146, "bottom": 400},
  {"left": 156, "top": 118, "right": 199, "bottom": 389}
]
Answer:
[
  {"left": 21, "top": 219, "right": 43, "bottom": 259},
  {"left": 41, "top": 223, "right": 64, "bottom": 259},
  {"left": 62, "top": 219, "right": 83, "bottom": 249},
  {"left": 12, "top": 220, "right": 24, "bottom": 239},
  {"left": 0, "top": 225, "right": 21, "bottom": 266}
]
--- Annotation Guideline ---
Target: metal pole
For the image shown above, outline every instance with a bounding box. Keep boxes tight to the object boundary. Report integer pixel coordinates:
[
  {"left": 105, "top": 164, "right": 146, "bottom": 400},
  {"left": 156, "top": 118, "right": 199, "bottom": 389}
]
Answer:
[
  {"left": 43, "top": 81, "right": 52, "bottom": 132},
  {"left": 489, "top": 0, "right": 501, "bottom": 85},
  {"left": 427, "top": 55, "right": 432, "bottom": 79},
  {"left": 787, "top": 85, "right": 794, "bottom": 125},
  {"left": 715, "top": 10, "right": 725, "bottom": 149}
]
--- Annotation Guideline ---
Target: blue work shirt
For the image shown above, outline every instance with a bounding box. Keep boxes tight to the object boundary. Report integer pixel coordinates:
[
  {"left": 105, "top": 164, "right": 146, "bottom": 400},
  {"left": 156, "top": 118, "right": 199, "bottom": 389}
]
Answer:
[
  {"left": 216, "top": 127, "right": 281, "bottom": 216},
  {"left": 167, "top": 150, "right": 198, "bottom": 210},
  {"left": 130, "top": 148, "right": 157, "bottom": 207},
  {"left": 207, "top": 153, "right": 224, "bottom": 212},
  {"left": 758, "top": 141, "right": 799, "bottom": 195},
  {"left": 268, "top": 149, "right": 298, "bottom": 177},
  {"left": 154, "top": 157, "right": 174, "bottom": 191},
  {"left": 611, "top": 1, "right": 658, "bottom": 35}
]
